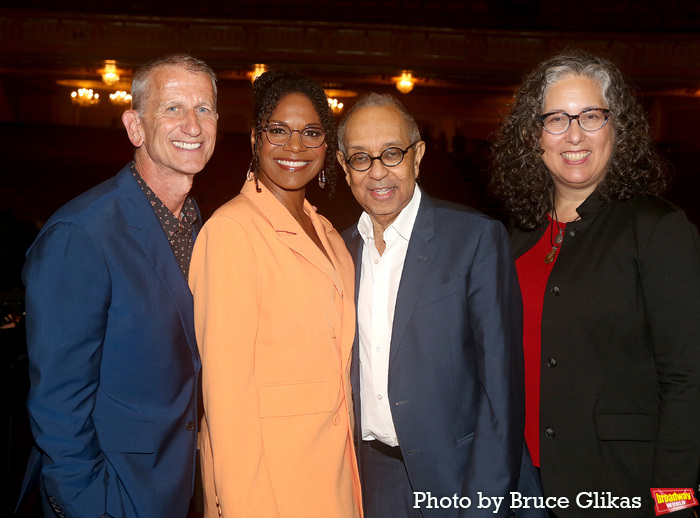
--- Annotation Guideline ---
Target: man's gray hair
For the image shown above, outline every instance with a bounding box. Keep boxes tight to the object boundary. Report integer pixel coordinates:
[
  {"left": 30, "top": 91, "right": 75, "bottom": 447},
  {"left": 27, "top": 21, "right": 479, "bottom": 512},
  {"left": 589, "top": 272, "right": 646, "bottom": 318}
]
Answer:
[
  {"left": 337, "top": 92, "right": 421, "bottom": 154},
  {"left": 130, "top": 54, "right": 218, "bottom": 115}
]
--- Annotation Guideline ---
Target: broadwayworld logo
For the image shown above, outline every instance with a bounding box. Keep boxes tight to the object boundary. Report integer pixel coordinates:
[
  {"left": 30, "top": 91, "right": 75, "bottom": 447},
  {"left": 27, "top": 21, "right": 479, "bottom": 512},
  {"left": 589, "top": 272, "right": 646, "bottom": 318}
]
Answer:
[{"left": 650, "top": 488, "right": 698, "bottom": 516}]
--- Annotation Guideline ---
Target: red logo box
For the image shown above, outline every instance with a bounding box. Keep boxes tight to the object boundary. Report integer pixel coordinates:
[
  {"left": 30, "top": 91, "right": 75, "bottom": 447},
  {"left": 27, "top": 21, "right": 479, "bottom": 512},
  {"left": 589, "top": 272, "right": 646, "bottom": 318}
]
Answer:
[{"left": 650, "top": 488, "right": 698, "bottom": 515}]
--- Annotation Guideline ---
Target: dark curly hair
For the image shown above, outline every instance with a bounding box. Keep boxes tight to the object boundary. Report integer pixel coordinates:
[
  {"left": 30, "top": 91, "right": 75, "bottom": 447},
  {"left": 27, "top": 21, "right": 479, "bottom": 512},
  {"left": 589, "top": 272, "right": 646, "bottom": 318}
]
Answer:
[
  {"left": 250, "top": 70, "right": 337, "bottom": 194},
  {"left": 490, "top": 48, "right": 669, "bottom": 230}
]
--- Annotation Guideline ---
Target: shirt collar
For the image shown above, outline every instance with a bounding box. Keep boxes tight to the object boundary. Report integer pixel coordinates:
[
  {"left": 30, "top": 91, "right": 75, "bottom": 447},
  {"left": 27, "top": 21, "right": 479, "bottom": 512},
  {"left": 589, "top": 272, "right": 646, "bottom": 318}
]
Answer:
[
  {"left": 357, "top": 185, "right": 422, "bottom": 244},
  {"left": 575, "top": 189, "right": 611, "bottom": 220},
  {"left": 240, "top": 177, "right": 327, "bottom": 236},
  {"left": 130, "top": 162, "right": 197, "bottom": 229}
]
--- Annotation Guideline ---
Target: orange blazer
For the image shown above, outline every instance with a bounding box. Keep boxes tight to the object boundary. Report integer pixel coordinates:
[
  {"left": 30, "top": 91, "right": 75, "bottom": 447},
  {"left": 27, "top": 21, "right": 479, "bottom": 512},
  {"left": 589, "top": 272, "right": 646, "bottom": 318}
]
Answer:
[{"left": 189, "top": 179, "right": 362, "bottom": 518}]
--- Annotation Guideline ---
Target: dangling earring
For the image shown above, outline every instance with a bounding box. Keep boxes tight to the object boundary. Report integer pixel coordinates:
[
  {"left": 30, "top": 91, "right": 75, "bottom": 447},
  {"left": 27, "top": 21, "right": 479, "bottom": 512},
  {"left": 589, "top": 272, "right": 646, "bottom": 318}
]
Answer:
[
  {"left": 249, "top": 141, "right": 262, "bottom": 193},
  {"left": 247, "top": 156, "right": 262, "bottom": 193},
  {"left": 246, "top": 158, "right": 256, "bottom": 182},
  {"left": 318, "top": 169, "right": 326, "bottom": 189}
]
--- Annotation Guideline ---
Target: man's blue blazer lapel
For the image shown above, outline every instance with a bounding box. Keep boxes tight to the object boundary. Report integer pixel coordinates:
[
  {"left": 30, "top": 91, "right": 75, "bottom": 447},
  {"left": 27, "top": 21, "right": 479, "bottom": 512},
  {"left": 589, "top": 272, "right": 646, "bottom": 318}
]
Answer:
[
  {"left": 345, "top": 228, "right": 363, "bottom": 390},
  {"left": 389, "top": 194, "right": 437, "bottom": 368},
  {"left": 344, "top": 229, "right": 365, "bottom": 460},
  {"left": 346, "top": 231, "right": 363, "bottom": 306},
  {"left": 115, "top": 168, "right": 200, "bottom": 364}
]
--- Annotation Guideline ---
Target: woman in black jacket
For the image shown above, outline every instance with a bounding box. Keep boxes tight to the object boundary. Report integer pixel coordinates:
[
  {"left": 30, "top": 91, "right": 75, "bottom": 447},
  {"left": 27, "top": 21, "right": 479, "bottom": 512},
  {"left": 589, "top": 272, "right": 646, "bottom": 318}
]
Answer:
[{"left": 491, "top": 48, "right": 700, "bottom": 517}]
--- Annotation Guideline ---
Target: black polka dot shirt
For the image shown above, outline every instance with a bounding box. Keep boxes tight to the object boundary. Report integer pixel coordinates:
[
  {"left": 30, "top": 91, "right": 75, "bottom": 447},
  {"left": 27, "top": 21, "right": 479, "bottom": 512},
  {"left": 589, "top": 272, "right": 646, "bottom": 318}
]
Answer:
[{"left": 131, "top": 163, "right": 197, "bottom": 279}]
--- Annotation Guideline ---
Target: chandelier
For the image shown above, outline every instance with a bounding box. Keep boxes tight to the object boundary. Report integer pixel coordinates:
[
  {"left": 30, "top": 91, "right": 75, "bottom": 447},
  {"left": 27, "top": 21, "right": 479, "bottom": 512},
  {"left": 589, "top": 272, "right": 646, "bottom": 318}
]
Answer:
[
  {"left": 110, "top": 90, "right": 132, "bottom": 105},
  {"left": 250, "top": 64, "right": 267, "bottom": 83},
  {"left": 101, "top": 60, "right": 120, "bottom": 86},
  {"left": 323, "top": 88, "right": 357, "bottom": 115},
  {"left": 62, "top": 60, "right": 131, "bottom": 108},
  {"left": 328, "top": 98, "right": 344, "bottom": 114},
  {"left": 395, "top": 71, "right": 415, "bottom": 94},
  {"left": 71, "top": 88, "right": 100, "bottom": 107}
]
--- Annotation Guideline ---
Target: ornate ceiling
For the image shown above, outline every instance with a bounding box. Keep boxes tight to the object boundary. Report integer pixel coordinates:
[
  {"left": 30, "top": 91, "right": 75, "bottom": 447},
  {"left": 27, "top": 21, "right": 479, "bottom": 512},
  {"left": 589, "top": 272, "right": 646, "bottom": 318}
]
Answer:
[{"left": 1, "top": 2, "right": 699, "bottom": 226}]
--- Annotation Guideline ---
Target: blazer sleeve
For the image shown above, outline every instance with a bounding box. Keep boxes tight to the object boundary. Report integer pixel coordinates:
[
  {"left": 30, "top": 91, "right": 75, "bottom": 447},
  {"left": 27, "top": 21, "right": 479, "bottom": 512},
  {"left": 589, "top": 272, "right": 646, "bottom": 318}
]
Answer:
[
  {"left": 23, "top": 222, "right": 110, "bottom": 517},
  {"left": 640, "top": 210, "right": 700, "bottom": 490},
  {"left": 461, "top": 219, "right": 525, "bottom": 518},
  {"left": 189, "top": 215, "right": 280, "bottom": 517}
]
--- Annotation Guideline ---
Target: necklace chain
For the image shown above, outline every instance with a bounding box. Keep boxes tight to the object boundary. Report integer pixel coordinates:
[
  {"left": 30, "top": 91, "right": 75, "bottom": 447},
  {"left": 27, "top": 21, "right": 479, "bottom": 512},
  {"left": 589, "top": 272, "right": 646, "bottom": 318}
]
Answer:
[
  {"left": 544, "top": 205, "right": 581, "bottom": 264},
  {"left": 545, "top": 205, "right": 565, "bottom": 264}
]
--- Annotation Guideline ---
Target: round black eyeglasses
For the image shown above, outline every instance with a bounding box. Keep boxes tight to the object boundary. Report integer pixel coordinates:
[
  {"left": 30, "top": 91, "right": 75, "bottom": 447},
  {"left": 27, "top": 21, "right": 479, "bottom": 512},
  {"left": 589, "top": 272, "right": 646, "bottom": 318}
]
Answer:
[
  {"left": 262, "top": 123, "right": 326, "bottom": 148},
  {"left": 344, "top": 141, "right": 420, "bottom": 172},
  {"left": 539, "top": 108, "right": 610, "bottom": 135}
]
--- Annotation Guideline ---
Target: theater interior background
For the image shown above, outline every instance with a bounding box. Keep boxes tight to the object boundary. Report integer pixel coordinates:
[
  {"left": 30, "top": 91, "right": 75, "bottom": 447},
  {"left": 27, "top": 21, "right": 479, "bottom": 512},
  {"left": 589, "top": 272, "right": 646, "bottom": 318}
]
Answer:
[{"left": 1, "top": 1, "right": 699, "bottom": 515}]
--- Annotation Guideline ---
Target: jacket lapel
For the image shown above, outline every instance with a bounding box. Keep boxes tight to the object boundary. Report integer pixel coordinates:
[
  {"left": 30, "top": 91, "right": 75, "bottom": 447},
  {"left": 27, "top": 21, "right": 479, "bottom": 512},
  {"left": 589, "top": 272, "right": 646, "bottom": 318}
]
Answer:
[
  {"left": 243, "top": 181, "right": 344, "bottom": 293},
  {"left": 389, "top": 194, "right": 437, "bottom": 368},
  {"left": 116, "top": 166, "right": 200, "bottom": 364},
  {"left": 345, "top": 228, "right": 363, "bottom": 305},
  {"left": 344, "top": 228, "right": 364, "bottom": 450}
]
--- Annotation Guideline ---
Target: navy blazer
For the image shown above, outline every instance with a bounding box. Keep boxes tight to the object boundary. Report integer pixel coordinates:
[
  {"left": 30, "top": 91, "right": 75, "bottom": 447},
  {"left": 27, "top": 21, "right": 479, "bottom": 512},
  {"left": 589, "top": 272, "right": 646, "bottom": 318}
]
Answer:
[
  {"left": 18, "top": 164, "right": 201, "bottom": 518},
  {"left": 344, "top": 192, "right": 526, "bottom": 518}
]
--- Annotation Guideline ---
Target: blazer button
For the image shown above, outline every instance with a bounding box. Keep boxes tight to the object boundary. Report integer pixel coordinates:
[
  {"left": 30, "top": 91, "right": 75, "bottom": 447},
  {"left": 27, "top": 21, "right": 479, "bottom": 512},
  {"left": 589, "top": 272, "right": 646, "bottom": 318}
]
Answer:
[
  {"left": 545, "top": 427, "right": 556, "bottom": 438},
  {"left": 186, "top": 421, "right": 195, "bottom": 431},
  {"left": 569, "top": 228, "right": 579, "bottom": 237},
  {"left": 547, "top": 357, "right": 557, "bottom": 367},
  {"left": 551, "top": 286, "right": 561, "bottom": 296},
  {"left": 330, "top": 327, "right": 337, "bottom": 338},
  {"left": 333, "top": 414, "right": 341, "bottom": 425}
]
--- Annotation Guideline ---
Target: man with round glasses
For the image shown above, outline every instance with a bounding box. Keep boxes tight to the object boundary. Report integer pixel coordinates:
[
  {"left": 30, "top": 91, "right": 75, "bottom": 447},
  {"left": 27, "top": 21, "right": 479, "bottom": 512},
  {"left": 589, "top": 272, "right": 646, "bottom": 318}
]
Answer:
[
  {"left": 338, "top": 93, "right": 535, "bottom": 518},
  {"left": 343, "top": 140, "right": 419, "bottom": 172}
]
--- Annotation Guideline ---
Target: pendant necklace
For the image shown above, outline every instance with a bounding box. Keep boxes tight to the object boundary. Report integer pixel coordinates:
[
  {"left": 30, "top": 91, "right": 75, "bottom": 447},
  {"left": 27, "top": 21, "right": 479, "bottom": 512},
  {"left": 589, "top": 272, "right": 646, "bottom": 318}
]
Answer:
[{"left": 544, "top": 208, "right": 564, "bottom": 265}]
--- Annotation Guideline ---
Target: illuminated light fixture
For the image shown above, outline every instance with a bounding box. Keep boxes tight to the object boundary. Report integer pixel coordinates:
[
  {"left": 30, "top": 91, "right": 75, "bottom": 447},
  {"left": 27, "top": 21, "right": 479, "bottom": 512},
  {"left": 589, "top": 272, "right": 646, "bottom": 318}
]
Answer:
[
  {"left": 71, "top": 88, "right": 100, "bottom": 107},
  {"left": 395, "top": 71, "right": 414, "bottom": 94},
  {"left": 110, "top": 90, "right": 132, "bottom": 105},
  {"left": 101, "top": 60, "right": 120, "bottom": 86},
  {"left": 328, "top": 97, "right": 344, "bottom": 114},
  {"left": 250, "top": 64, "right": 267, "bottom": 83}
]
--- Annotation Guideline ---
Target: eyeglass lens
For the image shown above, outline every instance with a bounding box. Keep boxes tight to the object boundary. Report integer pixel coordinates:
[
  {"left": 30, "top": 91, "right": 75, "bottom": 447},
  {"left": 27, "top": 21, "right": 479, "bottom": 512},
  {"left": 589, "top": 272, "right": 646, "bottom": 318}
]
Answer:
[
  {"left": 265, "top": 123, "right": 326, "bottom": 147},
  {"left": 541, "top": 108, "right": 609, "bottom": 134},
  {"left": 348, "top": 145, "right": 412, "bottom": 171}
]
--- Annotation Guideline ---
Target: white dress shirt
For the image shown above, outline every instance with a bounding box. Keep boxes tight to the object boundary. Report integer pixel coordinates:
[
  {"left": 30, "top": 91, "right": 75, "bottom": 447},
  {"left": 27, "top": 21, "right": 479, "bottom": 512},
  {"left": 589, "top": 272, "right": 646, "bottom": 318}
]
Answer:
[{"left": 357, "top": 186, "right": 421, "bottom": 447}]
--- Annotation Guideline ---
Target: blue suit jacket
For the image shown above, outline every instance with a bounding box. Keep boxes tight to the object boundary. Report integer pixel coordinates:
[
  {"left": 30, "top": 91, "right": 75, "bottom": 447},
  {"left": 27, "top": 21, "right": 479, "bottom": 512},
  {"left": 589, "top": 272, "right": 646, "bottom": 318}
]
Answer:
[
  {"left": 18, "top": 164, "right": 201, "bottom": 517},
  {"left": 344, "top": 192, "right": 528, "bottom": 518}
]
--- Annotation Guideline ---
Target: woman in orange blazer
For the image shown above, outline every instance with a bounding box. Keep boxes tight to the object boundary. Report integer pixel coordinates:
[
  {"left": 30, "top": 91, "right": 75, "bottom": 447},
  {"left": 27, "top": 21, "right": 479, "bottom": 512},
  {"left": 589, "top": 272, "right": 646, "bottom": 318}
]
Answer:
[{"left": 189, "top": 71, "right": 362, "bottom": 518}]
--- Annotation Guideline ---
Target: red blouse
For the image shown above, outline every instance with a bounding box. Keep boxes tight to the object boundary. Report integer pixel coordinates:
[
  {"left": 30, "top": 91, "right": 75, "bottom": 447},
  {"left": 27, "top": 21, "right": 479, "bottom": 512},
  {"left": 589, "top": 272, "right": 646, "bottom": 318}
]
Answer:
[{"left": 515, "top": 216, "right": 564, "bottom": 467}]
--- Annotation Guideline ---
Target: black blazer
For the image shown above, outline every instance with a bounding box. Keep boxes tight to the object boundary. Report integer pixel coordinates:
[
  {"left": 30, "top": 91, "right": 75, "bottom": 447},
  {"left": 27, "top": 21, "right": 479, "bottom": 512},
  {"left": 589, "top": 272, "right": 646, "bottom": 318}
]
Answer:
[{"left": 511, "top": 193, "right": 700, "bottom": 517}]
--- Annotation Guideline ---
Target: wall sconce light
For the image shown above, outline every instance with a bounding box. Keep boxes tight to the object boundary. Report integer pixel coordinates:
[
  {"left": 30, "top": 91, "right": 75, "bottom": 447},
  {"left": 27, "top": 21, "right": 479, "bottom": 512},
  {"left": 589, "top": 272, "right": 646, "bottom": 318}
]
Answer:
[
  {"left": 71, "top": 88, "right": 100, "bottom": 107},
  {"left": 395, "top": 71, "right": 415, "bottom": 94},
  {"left": 250, "top": 64, "right": 267, "bottom": 83},
  {"left": 101, "top": 60, "right": 120, "bottom": 86}
]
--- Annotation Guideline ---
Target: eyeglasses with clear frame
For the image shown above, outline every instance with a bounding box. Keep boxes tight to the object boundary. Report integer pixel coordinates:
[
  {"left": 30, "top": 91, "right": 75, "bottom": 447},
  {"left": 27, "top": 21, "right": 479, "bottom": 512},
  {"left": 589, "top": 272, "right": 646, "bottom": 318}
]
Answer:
[
  {"left": 343, "top": 141, "right": 420, "bottom": 172},
  {"left": 538, "top": 108, "right": 611, "bottom": 135},
  {"left": 261, "top": 123, "right": 326, "bottom": 148}
]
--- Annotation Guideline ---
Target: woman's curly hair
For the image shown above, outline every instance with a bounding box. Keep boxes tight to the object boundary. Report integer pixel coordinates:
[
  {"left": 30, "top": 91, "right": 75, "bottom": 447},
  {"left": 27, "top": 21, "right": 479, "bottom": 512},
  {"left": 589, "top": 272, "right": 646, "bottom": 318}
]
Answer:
[
  {"left": 250, "top": 70, "right": 338, "bottom": 194},
  {"left": 490, "top": 48, "right": 669, "bottom": 230}
]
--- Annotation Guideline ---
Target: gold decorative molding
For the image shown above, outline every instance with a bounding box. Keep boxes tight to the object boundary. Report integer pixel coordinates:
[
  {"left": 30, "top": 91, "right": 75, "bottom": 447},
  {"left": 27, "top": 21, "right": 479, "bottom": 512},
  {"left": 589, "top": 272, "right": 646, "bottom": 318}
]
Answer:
[{"left": 1, "top": 8, "right": 699, "bottom": 91}]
